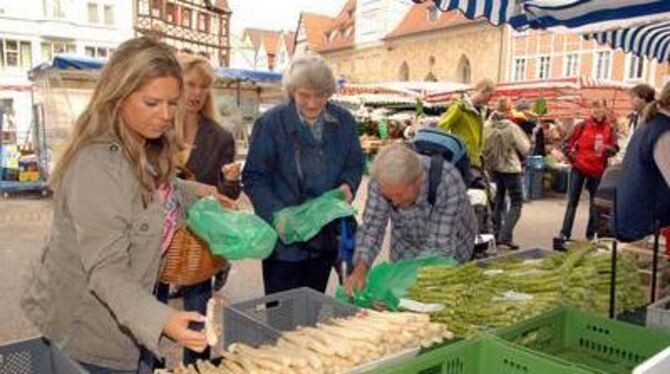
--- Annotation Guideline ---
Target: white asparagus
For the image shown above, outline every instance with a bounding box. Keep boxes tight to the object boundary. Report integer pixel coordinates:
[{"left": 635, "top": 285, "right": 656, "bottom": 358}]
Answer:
[
  {"left": 300, "top": 327, "right": 352, "bottom": 358},
  {"left": 276, "top": 338, "right": 323, "bottom": 371},
  {"left": 263, "top": 345, "right": 308, "bottom": 368},
  {"left": 220, "top": 351, "right": 260, "bottom": 374},
  {"left": 220, "top": 359, "right": 245, "bottom": 374},
  {"left": 230, "top": 343, "right": 292, "bottom": 366},
  {"left": 316, "top": 323, "right": 380, "bottom": 343},
  {"left": 284, "top": 331, "right": 335, "bottom": 356}
]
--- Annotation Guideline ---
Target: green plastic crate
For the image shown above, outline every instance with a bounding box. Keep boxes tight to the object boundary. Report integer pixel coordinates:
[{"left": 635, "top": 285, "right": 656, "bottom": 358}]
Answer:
[
  {"left": 372, "top": 336, "right": 591, "bottom": 374},
  {"left": 495, "top": 306, "right": 670, "bottom": 373}
]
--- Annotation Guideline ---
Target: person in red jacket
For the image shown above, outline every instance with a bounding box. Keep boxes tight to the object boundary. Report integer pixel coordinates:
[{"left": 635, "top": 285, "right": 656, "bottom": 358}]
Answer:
[{"left": 558, "top": 99, "right": 618, "bottom": 243}]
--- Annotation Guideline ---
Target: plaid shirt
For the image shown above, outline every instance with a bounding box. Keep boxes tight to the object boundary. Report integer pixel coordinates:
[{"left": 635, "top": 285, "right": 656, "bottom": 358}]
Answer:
[{"left": 354, "top": 156, "right": 477, "bottom": 266}]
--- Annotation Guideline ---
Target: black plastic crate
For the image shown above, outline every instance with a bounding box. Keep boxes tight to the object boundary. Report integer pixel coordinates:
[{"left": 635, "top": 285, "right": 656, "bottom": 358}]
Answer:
[{"left": 0, "top": 337, "right": 83, "bottom": 374}]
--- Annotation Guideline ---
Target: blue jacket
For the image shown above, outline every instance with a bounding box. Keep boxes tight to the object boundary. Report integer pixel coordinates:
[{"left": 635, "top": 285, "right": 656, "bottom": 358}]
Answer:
[
  {"left": 615, "top": 113, "right": 670, "bottom": 241},
  {"left": 242, "top": 100, "right": 364, "bottom": 261}
]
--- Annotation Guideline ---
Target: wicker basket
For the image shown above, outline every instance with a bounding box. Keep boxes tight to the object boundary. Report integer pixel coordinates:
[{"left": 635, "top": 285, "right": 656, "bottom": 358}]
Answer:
[{"left": 160, "top": 225, "right": 226, "bottom": 286}]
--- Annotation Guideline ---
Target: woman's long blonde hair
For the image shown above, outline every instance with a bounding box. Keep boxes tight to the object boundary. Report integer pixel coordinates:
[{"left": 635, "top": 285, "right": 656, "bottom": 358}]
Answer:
[
  {"left": 49, "top": 37, "right": 184, "bottom": 205},
  {"left": 178, "top": 53, "right": 218, "bottom": 123},
  {"left": 643, "top": 81, "right": 670, "bottom": 123}
]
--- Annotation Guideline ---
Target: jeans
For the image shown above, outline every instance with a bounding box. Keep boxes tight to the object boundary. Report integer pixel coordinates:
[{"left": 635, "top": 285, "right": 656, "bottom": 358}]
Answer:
[
  {"left": 138, "top": 280, "right": 213, "bottom": 371},
  {"left": 560, "top": 168, "right": 601, "bottom": 240},
  {"left": 79, "top": 362, "right": 136, "bottom": 374},
  {"left": 492, "top": 172, "right": 524, "bottom": 243},
  {"left": 262, "top": 250, "right": 338, "bottom": 295}
]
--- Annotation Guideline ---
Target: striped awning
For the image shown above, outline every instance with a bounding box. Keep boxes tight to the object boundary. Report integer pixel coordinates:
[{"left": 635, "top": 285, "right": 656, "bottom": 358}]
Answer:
[
  {"left": 418, "top": 0, "right": 670, "bottom": 30},
  {"left": 583, "top": 18, "right": 670, "bottom": 62}
]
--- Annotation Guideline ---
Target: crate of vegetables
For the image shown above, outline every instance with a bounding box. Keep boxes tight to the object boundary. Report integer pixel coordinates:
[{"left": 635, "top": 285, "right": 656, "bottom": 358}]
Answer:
[
  {"left": 162, "top": 309, "right": 455, "bottom": 374},
  {"left": 224, "top": 287, "right": 359, "bottom": 347},
  {"left": 495, "top": 306, "right": 670, "bottom": 374},
  {"left": 646, "top": 295, "right": 670, "bottom": 332},
  {"left": 372, "top": 335, "right": 592, "bottom": 374}
]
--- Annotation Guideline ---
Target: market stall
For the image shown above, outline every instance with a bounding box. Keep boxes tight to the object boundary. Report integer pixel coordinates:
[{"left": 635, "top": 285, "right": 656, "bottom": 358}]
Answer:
[{"left": 28, "top": 55, "right": 282, "bottom": 167}]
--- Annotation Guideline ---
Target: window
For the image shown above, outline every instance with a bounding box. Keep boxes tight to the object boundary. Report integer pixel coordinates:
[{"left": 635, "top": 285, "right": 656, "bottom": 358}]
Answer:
[
  {"left": 98, "top": 47, "right": 108, "bottom": 58},
  {"left": 85, "top": 46, "right": 111, "bottom": 58},
  {"left": 564, "top": 53, "right": 579, "bottom": 77},
  {"left": 138, "top": 0, "right": 149, "bottom": 15},
  {"left": 52, "top": 0, "right": 65, "bottom": 18},
  {"left": 104, "top": 5, "right": 114, "bottom": 25},
  {"left": 20, "top": 42, "right": 31, "bottom": 67},
  {"left": 627, "top": 54, "right": 645, "bottom": 81},
  {"left": 1, "top": 39, "right": 31, "bottom": 68},
  {"left": 399, "top": 61, "right": 409, "bottom": 81},
  {"left": 87, "top": 2, "right": 99, "bottom": 23},
  {"left": 537, "top": 56, "right": 551, "bottom": 79},
  {"left": 151, "top": 0, "right": 162, "bottom": 18},
  {"left": 594, "top": 51, "right": 611, "bottom": 79},
  {"left": 198, "top": 12, "right": 209, "bottom": 32},
  {"left": 512, "top": 57, "right": 527, "bottom": 81},
  {"left": 166, "top": 2, "right": 175, "bottom": 23},
  {"left": 427, "top": 5, "right": 439, "bottom": 22},
  {"left": 41, "top": 41, "right": 75, "bottom": 62},
  {"left": 182, "top": 8, "right": 192, "bottom": 28},
  {"left": 457, "top": 55, "right": 471, "bottom": 84}
]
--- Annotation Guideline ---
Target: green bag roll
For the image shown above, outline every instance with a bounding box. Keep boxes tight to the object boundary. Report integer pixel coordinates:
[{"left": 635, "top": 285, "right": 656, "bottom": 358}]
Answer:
[
  {"left": 336, "top": 255, "right": 456, "bottom": 311},
  {"left": 187, "top": 197, "right": 277, "bottom": 260},
  {"left": 273, "top": 188, "right": 356, "bottom": 245}
]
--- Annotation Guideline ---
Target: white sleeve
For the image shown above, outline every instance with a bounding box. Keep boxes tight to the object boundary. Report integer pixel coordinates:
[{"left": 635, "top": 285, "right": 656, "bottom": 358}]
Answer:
[{"left": 653, "top": 131, "right": 670, "bottom": 187}]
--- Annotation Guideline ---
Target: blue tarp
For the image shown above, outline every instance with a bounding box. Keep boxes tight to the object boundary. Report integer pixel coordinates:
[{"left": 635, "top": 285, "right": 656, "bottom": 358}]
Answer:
[
  {"left": 30, "top": 54, "right": 282, "bottom": 83},
  {"left": 215, "top": 67, "right": 282, "bottom": 82}
]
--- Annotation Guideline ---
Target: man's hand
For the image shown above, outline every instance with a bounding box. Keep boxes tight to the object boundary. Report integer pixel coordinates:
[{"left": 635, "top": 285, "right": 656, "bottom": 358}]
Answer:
[
  {"left": 221, "top": 161, "right": 242, "bottom": 182},
  {"left": 340, "top": 184, "right": 354, "bottom": 204},
  {"left": 163, "top": 311, "right": 208, "bottom": 353},
  {"left": 344, "top": 262, "right": 368, "bottom": 296}
]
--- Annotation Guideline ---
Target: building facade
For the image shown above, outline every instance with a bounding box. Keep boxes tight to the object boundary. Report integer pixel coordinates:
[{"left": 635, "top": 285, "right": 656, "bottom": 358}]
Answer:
[
  {"left": 296, "top": 1, "right": 505, "bottom": 85},
  {"left": 506, "top": 28, "right": 670, "bottom": 89},
  {"left": 134, "top": 0, "right": 231, "bottom": 67},
  {"left": 231, "top": 28, "right": 294, "bottom": 71},
  {"left": 0, "top": 0, "right": 133, "bottom": 140}
]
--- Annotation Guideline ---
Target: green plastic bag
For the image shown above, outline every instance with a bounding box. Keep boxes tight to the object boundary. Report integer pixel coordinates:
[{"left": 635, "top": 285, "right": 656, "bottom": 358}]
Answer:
[
  {"left": 273, "top": 189, "right": 355, "bottom": 245},
  {"left": 187, "top": 197, "right": 277, "bottom": 260},
  {"left": 378, "top": 118, "right": 389, "bottom": 139},
  {"left": 336, "top": 256, "right": 456, "bottom": 311}
]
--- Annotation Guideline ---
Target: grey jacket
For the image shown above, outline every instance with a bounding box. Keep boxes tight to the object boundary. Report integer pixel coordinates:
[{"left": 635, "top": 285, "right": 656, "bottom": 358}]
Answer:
[
  {"left": 483, "top": 117, "right": 531, "bottom": 174},
  {"left": 21, "top": 137, "right": 198, "bottom": 370}
]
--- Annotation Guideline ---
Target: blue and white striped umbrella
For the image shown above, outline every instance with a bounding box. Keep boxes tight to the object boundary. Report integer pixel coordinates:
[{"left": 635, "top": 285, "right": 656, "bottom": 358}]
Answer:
[
  {"left": 417, "top": 0, "right": 670, "bottom": 30},
  {"left": 584, "top": 19, "right": 670, "bottom": 62}
]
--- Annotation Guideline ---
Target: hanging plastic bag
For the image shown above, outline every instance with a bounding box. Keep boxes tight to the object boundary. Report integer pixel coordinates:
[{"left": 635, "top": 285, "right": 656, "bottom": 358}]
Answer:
[
  {"left": 273, "top": 188, "right": 356, "bottom": 245},
  {"left": 187, "top": 197, "right": 277, "bottom": 260},
  {"left": 336, "top": 256, "right": 456, "bottom": 311}
]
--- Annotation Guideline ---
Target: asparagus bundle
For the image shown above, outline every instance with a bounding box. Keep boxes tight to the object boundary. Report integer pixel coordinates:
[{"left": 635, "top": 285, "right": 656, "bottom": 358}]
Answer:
[
  {"left": 408, "top": 242, "right": 645, "bottom": 336},
  {"left": 157, "top": 310, "right": 454, "bottom": 374}
]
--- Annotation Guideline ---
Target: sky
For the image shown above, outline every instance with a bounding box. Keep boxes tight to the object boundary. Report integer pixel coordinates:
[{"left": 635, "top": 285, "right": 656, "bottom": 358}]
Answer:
[{"left": 227, "top": 0, "right": 347, "bottom": 39}]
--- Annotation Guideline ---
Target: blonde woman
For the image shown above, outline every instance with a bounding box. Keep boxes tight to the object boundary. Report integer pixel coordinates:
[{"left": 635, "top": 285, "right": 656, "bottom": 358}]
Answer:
[
  {"left": 21, "top": 37, "right": 233, "bottom": 373},
  {"left": 156, "top": 53, "right": 240, "bottom": 366}
]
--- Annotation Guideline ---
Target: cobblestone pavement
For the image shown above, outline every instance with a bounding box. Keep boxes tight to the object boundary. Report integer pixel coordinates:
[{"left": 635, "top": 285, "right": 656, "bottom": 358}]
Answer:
[{"left": 0, "top": 181, "right": 587, "bottom": 352}]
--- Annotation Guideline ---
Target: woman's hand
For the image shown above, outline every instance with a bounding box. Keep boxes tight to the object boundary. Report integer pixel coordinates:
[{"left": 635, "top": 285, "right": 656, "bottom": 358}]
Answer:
[
  {"left": 162, "top": 311, "right": 208, "bottom": 352},
  {"left": 195, "top": 184, "right": 238, "bottom": 209},
  {"left": 340, "top": 184, "right": 354, "bottom": 204},
  {"left": 221, "top": 161, "right": 242, "bottom": 182}
]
